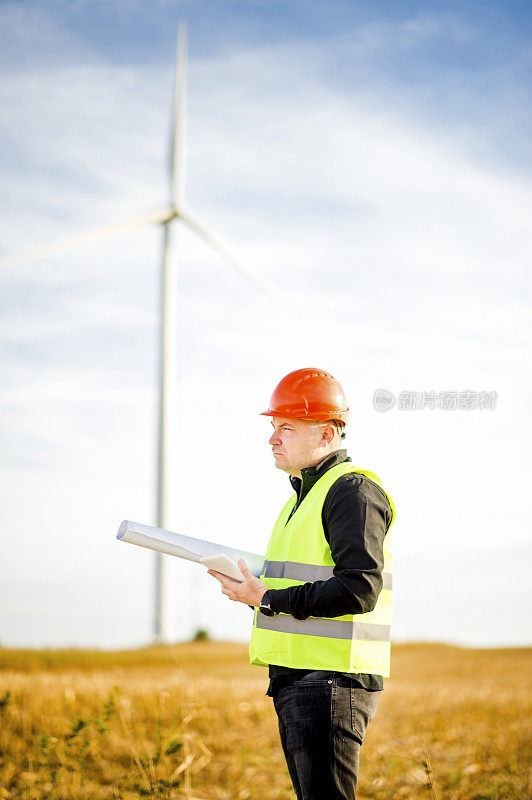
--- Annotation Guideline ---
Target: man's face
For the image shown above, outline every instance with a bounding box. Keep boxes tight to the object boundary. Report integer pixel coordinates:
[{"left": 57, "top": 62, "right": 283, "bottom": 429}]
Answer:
[{"left": 268, "top": 416, "right": 331, "bottom": 476}]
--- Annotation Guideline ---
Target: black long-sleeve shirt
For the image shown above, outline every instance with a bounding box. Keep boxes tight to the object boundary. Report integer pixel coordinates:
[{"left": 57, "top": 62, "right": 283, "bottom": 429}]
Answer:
[{"left": 266, "top": 449, "right": 393, "bottom": 695}]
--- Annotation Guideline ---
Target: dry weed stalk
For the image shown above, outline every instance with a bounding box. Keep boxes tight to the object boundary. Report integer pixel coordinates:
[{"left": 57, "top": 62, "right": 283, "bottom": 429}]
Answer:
[
  {"left": 116, "top": 693, "right": 151, "bottom": 792},
  {"left": 421, "top": 745, "right": 438, "bottom": 800}
]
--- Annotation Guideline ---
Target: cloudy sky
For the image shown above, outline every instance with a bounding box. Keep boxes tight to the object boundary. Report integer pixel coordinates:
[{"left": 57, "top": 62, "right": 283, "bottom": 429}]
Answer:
[{"left": 1, "top": 0, "right": 530, "bottom": 651}]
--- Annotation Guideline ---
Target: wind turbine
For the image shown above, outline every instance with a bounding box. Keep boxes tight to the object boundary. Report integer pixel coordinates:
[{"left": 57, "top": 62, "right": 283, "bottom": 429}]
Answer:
[{"left": 0, "top": 23, "right": 286, "bottom": 643}]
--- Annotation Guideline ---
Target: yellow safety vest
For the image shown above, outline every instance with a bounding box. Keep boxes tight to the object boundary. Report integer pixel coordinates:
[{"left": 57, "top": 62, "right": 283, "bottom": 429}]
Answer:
[{"left": 249, "top": 463, "right": 395, "bottom": 677}]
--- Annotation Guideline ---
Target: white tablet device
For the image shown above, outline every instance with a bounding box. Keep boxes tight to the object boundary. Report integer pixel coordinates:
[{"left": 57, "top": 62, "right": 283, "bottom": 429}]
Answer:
[{"left": 199, "top": 554, "right": 244, "bottom": 582}]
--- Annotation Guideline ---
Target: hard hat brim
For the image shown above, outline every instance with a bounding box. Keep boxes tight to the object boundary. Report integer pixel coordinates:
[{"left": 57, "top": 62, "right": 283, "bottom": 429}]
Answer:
[{"left": 260, "top": 409, "right": 349, "bottom": 424}]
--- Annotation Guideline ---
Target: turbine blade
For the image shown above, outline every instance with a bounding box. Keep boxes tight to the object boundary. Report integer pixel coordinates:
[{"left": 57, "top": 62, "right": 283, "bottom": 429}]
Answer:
[
  {"left": 170, "top": 23, "right": 187, "bottom": 209},
  {"left": 0, "top": 207, "right": 176, "bottom": 270},
  {"left": 179, "top": 207, "right": 290, "bottom": 311}
]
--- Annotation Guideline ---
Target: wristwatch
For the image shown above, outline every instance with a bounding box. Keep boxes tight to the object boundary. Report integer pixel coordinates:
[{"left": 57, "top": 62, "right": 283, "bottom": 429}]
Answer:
[{"left": 259, "top": 590, "right": 277, "bottom": 617}]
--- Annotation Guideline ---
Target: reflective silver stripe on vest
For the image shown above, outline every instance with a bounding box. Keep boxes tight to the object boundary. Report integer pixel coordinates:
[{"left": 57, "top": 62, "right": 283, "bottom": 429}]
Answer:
[
  {"left": 256, "top": 614, "right": 390, "bottom": 642},
  {"left": 264, "top": 560, "right": 334, "bottom": 581},
  {"left": 264, "top": 560, "right": 393, "bottom": 591}
]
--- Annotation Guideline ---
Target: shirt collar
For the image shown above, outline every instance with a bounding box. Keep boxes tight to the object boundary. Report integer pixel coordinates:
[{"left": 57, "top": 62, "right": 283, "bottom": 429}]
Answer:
[{"left": 289, "top": 449, "right": 350, "bottom": 500}]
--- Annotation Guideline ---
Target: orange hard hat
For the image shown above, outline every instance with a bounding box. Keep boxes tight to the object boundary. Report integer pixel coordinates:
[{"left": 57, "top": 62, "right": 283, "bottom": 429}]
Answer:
[{"left": 261, "top": 368, "right": 349, "bottom": 424}]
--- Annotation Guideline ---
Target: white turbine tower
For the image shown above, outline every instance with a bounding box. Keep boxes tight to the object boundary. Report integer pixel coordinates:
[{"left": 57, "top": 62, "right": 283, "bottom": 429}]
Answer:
[{"left": 0, "top": 23, "right": 286, "bottom": 643}]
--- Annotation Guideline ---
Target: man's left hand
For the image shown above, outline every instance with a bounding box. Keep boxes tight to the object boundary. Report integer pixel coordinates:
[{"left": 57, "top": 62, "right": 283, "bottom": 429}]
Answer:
[{"left": 207, "top": 559, "right": 268, "bottom": 607}]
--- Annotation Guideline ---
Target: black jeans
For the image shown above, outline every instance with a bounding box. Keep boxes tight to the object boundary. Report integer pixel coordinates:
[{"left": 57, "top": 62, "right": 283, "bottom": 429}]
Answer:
[{"left": 272, "top": 671, "right": 380, "bottom": 800}]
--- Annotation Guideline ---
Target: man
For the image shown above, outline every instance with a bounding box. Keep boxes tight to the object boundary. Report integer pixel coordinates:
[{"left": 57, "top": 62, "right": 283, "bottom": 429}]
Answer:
[{"left": 208, "top": 367, "right": 395, "bottom": 800}]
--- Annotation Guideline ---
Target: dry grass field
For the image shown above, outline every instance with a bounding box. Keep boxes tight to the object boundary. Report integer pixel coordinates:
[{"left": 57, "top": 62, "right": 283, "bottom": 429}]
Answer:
[{"left": 0, "top": 642, "right": 530, "bottom": 800}]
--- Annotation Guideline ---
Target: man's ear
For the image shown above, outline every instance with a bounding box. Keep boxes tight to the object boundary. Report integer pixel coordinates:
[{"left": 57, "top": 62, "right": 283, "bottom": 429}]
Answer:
[{"left": 321, "top": 423, "right": 336, "bottom": 445}]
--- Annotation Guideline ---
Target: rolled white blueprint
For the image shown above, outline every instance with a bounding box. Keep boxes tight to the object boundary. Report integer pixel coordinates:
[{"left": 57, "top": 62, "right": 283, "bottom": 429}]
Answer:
[{"left": 117, "top": 520, "right": 265, "bottom": 581}]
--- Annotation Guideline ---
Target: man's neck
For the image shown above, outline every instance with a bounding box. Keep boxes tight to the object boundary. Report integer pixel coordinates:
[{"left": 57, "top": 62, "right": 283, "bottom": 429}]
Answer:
[{"left": 290, "top": 447, "right": 341, "bottom": 479}]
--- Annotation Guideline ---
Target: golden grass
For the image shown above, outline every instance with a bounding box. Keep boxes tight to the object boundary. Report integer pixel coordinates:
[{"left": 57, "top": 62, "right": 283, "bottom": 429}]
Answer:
[{"left": 0, "top": 642, "right": 530, "bottom": 799}]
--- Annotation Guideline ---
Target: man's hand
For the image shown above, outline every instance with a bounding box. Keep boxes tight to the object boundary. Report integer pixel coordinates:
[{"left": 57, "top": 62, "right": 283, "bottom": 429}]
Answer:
[{"left": 207, "top": 559, "right": 269, "bottom": 607}]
